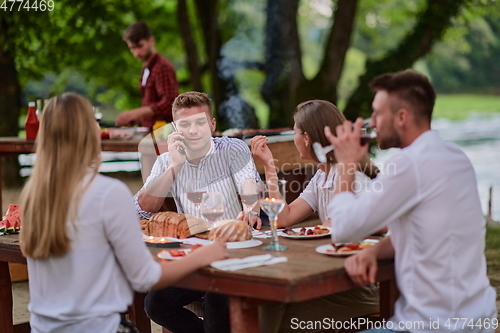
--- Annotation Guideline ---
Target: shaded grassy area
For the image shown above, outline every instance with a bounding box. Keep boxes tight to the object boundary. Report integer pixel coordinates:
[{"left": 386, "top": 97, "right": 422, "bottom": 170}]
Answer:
[
  {"left": 434, "top": 94, "right": 500, "bottom": 121},
  {"left": 486, "top": 226, "right": 500, "bottom": 294}
]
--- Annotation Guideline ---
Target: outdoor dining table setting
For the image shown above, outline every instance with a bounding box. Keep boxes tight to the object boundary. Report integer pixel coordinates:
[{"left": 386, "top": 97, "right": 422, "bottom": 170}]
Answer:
[
  {"left": 0, "top": 221, "right": 396, "bottom": 333},
  {"left": 147, "top": 225, "right": 385, "bottom": 275},
  {"left": 141, "top": 224, "right": 394, "bottom": 333}
]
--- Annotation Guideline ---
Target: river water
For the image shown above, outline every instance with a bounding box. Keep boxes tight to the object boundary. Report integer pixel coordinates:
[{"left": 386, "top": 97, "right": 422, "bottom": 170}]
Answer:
[{"left": 374, "top": 114, "right": 500, "bottom": 221}]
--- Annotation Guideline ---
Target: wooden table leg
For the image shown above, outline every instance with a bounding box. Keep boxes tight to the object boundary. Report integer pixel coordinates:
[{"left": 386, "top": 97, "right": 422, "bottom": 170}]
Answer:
[
  {"left": 0, "top": 155, "right": 3, "bottom": 212},
  {"left": 0, "top": 261, "right": 15, "bottom": 333},
  {"left": 379, "top": 278, "right": 399, "bottom": 319},
  {"left": 129, "top": 292, "right": 151, "bottom": 333},
  {"left": 229, "top": 296, "right": 260, "bottom": 333}
]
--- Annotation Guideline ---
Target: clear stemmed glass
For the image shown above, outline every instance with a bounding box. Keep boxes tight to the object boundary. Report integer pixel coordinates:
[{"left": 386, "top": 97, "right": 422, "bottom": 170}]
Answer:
[
  {"left": 201, "top": 192, "right": 225, "bottom": 227},
  {"left": 240, "top": 178, "right": 259, "bottom": 215},
  {"left": 313, "top": 119, "right": 376, "bottom": 163},
  {"left": 93, "top": 106, "right": 103, "bottom": 123},
  {"left": 186, "top": 179, "right": 206, "bottom": 218},
  {"left": 259, "top": 180, "right": 287, "bottom": 251}
]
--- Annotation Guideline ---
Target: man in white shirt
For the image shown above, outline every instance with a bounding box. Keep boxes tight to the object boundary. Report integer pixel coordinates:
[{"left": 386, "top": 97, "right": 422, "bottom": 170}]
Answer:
[
  {"left": 135, "top": 91, "right": 261, "bottom": 333},
  {"left": 325, "top": 70, "right": 496, "bottom": 333}
]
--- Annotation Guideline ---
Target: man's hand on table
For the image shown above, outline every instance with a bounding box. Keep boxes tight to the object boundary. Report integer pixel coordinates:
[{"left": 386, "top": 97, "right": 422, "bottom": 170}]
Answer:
[
  {"left": 115, "top": 110, "right": 141, "bottom": 127},
  {"left": 115, "top": 107, "right": 154, "bottom": 127},
  {"left": 237, "top": 211, "right": 262, "bottom": 230},
  {"left": 344, "top": 246, "right": 378, "bottom": 285}
]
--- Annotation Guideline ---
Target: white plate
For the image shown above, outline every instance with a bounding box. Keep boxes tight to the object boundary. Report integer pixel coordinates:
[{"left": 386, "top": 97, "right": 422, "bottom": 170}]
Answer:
[
  {"left": 226, "top": 239, "right": 263, "bottom": 249},
  {"left": 157, "top": 249, "right": 192, "bottom": 260},
  {"left": 316, "top": 239, "right": 379, "bottom": 257},
  {"left": 315, "top": 244, "right": 358, "bottom": 257},
  {"left": 279, "top": 227, "right": 332, "bottom": 240}
]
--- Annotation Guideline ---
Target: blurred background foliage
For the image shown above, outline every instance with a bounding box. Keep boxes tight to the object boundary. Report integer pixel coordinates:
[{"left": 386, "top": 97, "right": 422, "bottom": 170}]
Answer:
[{"left": 2, "top": 0, "right": 500, "bottom": 129}]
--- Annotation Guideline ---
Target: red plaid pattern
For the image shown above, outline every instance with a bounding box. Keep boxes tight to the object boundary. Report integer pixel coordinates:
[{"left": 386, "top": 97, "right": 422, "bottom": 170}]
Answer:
[{"left": 140, "top": 52, "right": 179, "bottom": 128}]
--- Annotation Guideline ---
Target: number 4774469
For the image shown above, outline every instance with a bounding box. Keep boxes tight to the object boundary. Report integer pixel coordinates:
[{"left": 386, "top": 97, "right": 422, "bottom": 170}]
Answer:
[
  {"left": 1, "top": 0, "right": 55, "bottom": 11},
  {"left": 444, "top": 318, "right": 498, "bottom": 330}
]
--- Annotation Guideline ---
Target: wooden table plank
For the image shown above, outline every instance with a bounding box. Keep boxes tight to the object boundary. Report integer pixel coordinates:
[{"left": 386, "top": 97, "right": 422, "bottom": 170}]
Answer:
[
  {"left": 0, "top": 261, "right": 15, "bottom": 333},
  {"left": 229, "top": 296, "right": 261, "bottom": 333}
]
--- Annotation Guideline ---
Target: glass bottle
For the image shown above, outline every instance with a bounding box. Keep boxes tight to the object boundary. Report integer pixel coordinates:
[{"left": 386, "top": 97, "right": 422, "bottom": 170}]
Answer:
[
  {"left": 25, "top": 102, "right": 39, "bottom": 141},
  {"left": 36, "top": 99, "right": 42, "bottom": 117}
]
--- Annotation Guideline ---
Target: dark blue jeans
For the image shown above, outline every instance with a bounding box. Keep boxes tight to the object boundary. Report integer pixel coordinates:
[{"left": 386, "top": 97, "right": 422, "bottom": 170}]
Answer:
[{"left": 144, "top": 287, "right": 230, "bottom": 333}]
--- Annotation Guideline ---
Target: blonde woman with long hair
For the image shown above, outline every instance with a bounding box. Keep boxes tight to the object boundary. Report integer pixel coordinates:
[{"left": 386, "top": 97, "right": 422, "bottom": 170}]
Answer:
[
  {"left": 251, "top": 100, "right": 381, "bottom": 333},
  {"left": 20, "top": 93, "right": 227, "bottom": 333}
]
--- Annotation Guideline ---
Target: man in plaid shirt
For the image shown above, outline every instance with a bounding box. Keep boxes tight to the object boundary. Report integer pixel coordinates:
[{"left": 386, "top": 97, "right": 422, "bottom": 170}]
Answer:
[{"left": 115, "top": 22, "right": 179, "bottom": 129}]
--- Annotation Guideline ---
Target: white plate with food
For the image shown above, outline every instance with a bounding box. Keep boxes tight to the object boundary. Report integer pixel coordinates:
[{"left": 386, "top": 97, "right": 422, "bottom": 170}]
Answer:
[
  {"left": 225, "top": 239, "right": 262, "bottom": 249},
  {"left": 316, "top": 239, "right": 379, "bottom": 257},
  {"left": 157, "top": 249, "right": 193, "bottom": 260},
  {"left": 279, "top": 226, "right": 332, "bottom": 239}
]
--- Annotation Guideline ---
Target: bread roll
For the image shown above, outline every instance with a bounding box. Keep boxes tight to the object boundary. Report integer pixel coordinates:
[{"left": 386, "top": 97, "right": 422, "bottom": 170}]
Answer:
[
  {"left": 140, "top": 219, "right": 149, "bottom": 234},
  {"left": 208, "top": 220, "right": 252, "bottom": 242},
  {"left": 143, "top": 211, "right": 209, "bottom": 238}
]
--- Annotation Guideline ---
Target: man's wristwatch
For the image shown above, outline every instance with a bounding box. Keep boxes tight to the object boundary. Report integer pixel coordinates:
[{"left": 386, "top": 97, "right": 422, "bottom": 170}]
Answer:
[{"left": 249, "top": 211, "right": 259, "bottom": 216}]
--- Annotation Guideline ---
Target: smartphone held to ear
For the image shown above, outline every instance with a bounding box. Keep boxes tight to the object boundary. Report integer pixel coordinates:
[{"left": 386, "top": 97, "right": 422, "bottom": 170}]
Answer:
[{"left": 171, "top": 122, "right": 186, "bottom": 155}]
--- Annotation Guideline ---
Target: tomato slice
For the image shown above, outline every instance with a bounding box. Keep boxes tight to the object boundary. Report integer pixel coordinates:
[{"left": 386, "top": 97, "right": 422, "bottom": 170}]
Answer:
[{"left": 344, "top": 243, "right": 361, "bottom": 250}]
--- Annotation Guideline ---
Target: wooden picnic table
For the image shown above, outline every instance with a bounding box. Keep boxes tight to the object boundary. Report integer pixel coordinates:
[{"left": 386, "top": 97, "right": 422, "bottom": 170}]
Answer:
[{"left": 0, "top": 233, "right": 397, "bottom": 333}]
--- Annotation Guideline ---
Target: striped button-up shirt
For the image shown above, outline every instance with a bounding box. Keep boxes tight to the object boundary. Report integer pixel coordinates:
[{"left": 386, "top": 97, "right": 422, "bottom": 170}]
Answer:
[{"left": 134, "top": 136, "right": 260, "bottom": 219}]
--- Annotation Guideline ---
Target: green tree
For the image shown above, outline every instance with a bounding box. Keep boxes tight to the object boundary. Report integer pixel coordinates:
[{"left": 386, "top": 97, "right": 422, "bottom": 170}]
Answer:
[
  {"left": 261, "top": 0, "right": 474, "bottom": 126},
  {"left": 343, "top": 0, "right": 472, "bottom": 120},
  {"left": 0, "top": 0, "right": 181, "bottom": 185},
  {"left": 262, "top": 0, "right": 358, "bottom": 128},
  {"left": 425, "top": 4, "right": 500, "bottom": 92}
]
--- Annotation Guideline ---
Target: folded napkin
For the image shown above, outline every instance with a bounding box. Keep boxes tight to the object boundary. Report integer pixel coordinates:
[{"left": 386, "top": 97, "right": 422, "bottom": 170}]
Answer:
[
  {"left": 211, "top": 254, "right": 287, "bottom": 271},
  {"left": 251, "top": 229, "right": 285, "bottom": 239},
  {"left": 251, "top": 230, "right": 272, "bottom": 239},
  {"left": 181, "top": 238, "right": 213, "bottom": 245}
]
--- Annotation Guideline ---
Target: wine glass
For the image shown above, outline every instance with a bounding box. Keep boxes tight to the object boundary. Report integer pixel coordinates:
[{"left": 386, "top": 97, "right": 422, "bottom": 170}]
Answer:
[
  {"left": 240, "top": 178, "right": 259, "bottom": 215},
  {"left": 201, "top": 192, "right": 225, "bottom": 227},
  {"left": 93, "top": 106, "right": 103, "bottom": 123},
  {"left": 313, "top": 119, "right": 376, "bottom": 163},
  {"left": 186, "top": 179, "right": 206, "bottom": 218},
  {"left": 259, "top": 180, "right": 287, "bottom": 251}
]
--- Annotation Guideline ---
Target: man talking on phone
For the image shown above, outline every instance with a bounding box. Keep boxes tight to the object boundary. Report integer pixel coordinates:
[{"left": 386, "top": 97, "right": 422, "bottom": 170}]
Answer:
[{"left": 134, "top": 91, "right": 261, "bottom": 333}]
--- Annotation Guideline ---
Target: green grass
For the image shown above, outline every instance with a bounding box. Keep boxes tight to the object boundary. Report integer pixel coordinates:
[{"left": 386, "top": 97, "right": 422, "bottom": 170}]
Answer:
[
  {"left": 485, "top": 226, "right": 500, "bottom": 292},
  {"left": 434, "top": 94, "right": 500, "bottom": 121},
  {"left": 486, "top": 226, "right": 500, "bottom": 249}
]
